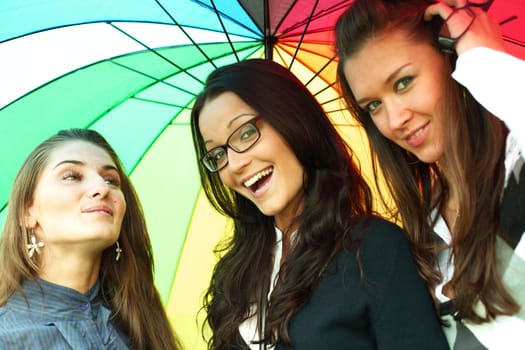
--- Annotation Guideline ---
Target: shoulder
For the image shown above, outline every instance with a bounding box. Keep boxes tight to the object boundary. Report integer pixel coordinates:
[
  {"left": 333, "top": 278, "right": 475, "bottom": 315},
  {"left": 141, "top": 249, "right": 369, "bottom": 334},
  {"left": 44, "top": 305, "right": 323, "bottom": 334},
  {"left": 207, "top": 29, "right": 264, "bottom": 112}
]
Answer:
[
  {"left": 0, "top": 302, "right": 31, "bottom": 328},
  {"left": 0, "top": 304, "right": 35, "bottom": 348},
  {"left": 348, "top": 216, "right": 418, "bottom": 280},
  {"left": 0, "top": 302, "right": 15, "bottom": 322},
  {"left": 355, "top": 216, "right": 410, "bottom": 251}
]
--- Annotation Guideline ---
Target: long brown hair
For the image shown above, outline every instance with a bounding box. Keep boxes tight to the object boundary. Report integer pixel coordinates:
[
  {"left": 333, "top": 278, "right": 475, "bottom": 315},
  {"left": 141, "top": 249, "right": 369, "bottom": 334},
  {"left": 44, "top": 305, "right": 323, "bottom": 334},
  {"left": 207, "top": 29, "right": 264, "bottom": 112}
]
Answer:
[
  {"left": 191, "top": 59, "right": 374, "bottom": 348},
  {"left": 335, "top": 0, "right": 518, "bottom": 322},
  {"left": 0, "top": 128, "right": 181, "bottom": 349}
]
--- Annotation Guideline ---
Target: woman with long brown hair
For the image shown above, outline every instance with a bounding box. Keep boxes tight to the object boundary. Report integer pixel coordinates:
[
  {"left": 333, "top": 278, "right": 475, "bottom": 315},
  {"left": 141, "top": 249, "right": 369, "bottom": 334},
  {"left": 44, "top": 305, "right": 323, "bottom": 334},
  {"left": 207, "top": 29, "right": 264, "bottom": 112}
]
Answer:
[
  {"left": 0, "top": 128, "right": 180, "bottom": 349},
  {"left": 336, "top": 0, "right": 525, "bottom": 348}
]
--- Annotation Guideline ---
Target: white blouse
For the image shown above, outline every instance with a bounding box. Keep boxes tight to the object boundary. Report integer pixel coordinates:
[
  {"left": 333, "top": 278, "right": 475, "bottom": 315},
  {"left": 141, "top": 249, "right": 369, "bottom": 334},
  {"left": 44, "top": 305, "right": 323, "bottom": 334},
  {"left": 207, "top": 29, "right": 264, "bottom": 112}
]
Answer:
[
  {"left": 238, "top": 227, "right": 283, "bottom": 349},
  {"left": 434, "top": 47, "right": 525, "bottom": 349}
]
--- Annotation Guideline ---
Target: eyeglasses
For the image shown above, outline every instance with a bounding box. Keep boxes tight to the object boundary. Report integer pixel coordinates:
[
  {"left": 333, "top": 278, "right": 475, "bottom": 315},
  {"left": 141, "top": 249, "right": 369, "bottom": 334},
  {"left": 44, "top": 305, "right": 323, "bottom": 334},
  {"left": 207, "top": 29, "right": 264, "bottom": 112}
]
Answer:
[
  {"left": 201, "top": 116, "right": 261, "bottom": 172},
  {"left": 438, "top": 0, "right": 516, "bottom": 54}
]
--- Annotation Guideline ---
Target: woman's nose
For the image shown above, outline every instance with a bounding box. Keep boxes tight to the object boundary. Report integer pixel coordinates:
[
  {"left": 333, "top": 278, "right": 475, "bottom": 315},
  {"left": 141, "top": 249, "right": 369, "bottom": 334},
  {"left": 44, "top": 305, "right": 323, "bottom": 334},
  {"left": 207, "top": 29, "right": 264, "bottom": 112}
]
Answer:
[
  {"left": 386, "top": 100, "right": 412, "bottom": 130},
  {"left": 226, "top": 147, "right": 251, "bottom": 173},
  {"left": 88, "top": 176, "right": 110, "bottom": 198}
]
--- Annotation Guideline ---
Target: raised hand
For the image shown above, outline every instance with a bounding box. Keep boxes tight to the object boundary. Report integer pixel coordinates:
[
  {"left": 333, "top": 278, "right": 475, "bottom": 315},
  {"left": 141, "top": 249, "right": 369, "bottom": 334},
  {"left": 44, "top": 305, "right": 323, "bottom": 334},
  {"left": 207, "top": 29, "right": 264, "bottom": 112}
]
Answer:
[{"left": 425, "top": 0, "right": 506, "bottom": 55}]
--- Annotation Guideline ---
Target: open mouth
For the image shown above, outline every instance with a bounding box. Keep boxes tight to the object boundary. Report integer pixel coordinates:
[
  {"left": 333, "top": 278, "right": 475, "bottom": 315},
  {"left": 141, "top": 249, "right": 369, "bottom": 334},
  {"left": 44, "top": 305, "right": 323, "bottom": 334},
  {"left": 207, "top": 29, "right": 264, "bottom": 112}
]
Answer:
[{"left": 244, "top": 167, "right": 273, "bottom": 193}]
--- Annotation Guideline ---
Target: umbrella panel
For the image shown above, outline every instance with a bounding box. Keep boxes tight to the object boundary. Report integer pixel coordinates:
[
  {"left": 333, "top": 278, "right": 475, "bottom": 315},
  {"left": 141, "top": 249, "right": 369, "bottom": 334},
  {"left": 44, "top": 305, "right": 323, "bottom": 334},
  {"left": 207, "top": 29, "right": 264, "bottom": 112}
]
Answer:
[{"left": 490, "top": 0, "right": 525, "bottom": 59}]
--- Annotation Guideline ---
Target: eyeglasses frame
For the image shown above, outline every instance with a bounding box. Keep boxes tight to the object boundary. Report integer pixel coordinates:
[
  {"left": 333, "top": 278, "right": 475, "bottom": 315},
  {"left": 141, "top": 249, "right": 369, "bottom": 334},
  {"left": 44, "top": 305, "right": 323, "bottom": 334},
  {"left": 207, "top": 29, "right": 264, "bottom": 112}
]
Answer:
[{"left": 201, "top": 115, "right": 262, "bottom": 172}]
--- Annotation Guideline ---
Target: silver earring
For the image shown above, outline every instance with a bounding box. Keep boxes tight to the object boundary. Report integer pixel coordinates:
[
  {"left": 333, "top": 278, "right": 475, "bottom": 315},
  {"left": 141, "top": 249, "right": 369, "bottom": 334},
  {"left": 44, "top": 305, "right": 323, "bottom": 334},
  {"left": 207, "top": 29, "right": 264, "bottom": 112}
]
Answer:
[
  {"left": 115, "top": 240, "right": 122, "bottom": 261},
  {"left": 27, "top": 231, "right": 44, "bottom": 258}
]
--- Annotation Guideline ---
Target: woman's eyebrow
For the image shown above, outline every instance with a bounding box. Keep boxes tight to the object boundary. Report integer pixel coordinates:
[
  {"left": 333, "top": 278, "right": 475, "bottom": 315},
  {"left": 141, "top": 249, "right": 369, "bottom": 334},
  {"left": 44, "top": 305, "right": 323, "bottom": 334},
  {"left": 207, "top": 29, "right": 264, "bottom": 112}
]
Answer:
[
  {"left": 53, "top": 160, "right": 83, "bottom": 169},
  {"left": 53, "top": 160, "right": 118, "bottom": 172}
]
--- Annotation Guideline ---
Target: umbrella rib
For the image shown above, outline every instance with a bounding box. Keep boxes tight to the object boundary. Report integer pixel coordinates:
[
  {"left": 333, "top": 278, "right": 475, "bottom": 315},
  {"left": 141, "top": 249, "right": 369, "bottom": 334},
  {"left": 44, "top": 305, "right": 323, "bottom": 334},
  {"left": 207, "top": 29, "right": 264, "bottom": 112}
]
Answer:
[
  {"left": 264, "top": 0, "right": 272, "bottom": 59},
  {"left": 153, "top": 0, "right": 217, "bottom": 69},
  {"left": 304, "top": 54, "right": 337, "bottom": 88},
  {"left": 273, "top": 44, "right": 287, "bottom": 64},
  {"left": 499, "top": 15, "right": 518, "bottom": 26},
  {"left": 280, "top": 1, "right": 348, "bottom": 37},
  {"left": 133, "top": 96, "right": 192, "bottom": 110},
  {"left": 110, "top": 60, "right": 197, "bottom": 97},
  {"left": 289, "top": 0, "right": 320, "bottom": 70},
  {"left": 108, "top": 22, "right": 205, "bottom": 85},
  {"left": 192, "top": 0, "right": 263, "bottom": 38},
  {"left": 315, "top": 81, "right": 338, "bottom": 96},
  {"left": 504, "top": 35, "right": 525, "bottom": 48},
  {"left": 272, "top": 0, "right": 299, "bottom": 36},
  {"left": 322, "top": 95, "right": 344, "bottom": 106},
  {"left": 326, "top": 107, "right": 349, "bottom": 115},
  {"left": 315, "top": 91, "right": 344, "bottom": 111},
  {"left": 209, "top": 0, "right": 240, "bottom": 61}
]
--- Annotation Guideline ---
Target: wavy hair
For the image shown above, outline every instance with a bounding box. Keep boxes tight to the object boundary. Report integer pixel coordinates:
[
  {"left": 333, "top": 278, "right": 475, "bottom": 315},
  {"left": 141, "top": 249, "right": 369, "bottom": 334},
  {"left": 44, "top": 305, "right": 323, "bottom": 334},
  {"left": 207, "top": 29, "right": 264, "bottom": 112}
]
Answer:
[
  {"left": 335, "top": 0, "right": 517, "bottom": 323},
  {"left": 191, "top": 59, "right": 374, "bottom": 348},
  {"left": 0, "top": 128, "right": 180, "bottom": 349}
]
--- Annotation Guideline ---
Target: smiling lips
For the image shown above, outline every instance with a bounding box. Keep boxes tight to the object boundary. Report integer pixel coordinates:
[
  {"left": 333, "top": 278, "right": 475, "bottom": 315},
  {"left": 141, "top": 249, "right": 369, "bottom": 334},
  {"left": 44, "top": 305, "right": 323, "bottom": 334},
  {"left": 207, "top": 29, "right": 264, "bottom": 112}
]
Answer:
[
  {"left": 82, "top": 205, "right": 113, "bottom": 216},
  {"left": 405, "top": 123, "right": 428, "bottom": 147},
  {"left": 243, "top": 167, "right": 273, "bottom": 192}
]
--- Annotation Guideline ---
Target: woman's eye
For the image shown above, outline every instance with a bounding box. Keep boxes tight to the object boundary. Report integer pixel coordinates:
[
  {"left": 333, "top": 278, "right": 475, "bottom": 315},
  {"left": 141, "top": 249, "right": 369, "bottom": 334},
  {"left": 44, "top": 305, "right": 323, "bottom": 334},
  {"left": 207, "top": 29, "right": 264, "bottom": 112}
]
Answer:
[
  {"left": 213, "top": 149, "right": 226, "bottom": 161},
  {"left": 395, "top": 76, "right": 413, "bottom": 92},
  {"left": 62, "top": 171, "right": 81, "bottom": 181},
  {"left": 364, "top": 100, "right": 381, "bottom": 113},
  {"left": 240, "top": 127, "right": 257, "bottom": 141},
  {"left": 104, "top": 176, "right": 121, "bottom": 187}
]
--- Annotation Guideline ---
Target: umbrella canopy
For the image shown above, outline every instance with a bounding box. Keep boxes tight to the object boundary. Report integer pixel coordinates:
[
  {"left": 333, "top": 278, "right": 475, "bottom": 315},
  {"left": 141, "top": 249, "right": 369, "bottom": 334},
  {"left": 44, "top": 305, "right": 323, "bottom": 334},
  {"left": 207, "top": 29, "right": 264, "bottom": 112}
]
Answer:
[
  {"left": 0, "top": 1, "right": 523, "bottom": 348},
  {"left": 490, "top": 0, "right": 525, "bottom": 59}
]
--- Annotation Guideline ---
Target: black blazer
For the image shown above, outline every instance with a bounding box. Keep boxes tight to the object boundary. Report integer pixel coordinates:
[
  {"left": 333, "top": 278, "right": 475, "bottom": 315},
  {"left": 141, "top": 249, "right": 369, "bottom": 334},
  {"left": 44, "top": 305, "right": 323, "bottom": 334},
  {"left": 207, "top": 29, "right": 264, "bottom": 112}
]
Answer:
[{"left": 271, "top": 218, "right": 448, "bottom": 350}]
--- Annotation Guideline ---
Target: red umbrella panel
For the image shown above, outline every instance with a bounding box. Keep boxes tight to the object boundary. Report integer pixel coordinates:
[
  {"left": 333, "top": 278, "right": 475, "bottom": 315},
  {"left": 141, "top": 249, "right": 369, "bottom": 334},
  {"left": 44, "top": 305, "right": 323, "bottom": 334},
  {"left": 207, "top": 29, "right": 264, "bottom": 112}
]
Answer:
[{"left": 489, "top": 0, "right": 525, "bottom": 59}]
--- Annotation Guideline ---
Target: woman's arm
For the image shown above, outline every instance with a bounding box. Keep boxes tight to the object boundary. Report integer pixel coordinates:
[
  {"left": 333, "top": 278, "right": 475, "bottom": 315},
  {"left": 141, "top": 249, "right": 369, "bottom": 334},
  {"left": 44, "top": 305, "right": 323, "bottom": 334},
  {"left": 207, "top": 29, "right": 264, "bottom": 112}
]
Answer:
[{"left": 452, "top": 47, "right": 525, "bottom": 151}]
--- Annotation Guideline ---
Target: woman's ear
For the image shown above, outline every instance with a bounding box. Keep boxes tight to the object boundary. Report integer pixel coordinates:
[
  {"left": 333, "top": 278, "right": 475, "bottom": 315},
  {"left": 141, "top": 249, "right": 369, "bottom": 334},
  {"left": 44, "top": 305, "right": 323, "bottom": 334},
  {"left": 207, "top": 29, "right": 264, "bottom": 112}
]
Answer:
[{"left": 23, "top": 208, "right": 37, "bottom": 230}]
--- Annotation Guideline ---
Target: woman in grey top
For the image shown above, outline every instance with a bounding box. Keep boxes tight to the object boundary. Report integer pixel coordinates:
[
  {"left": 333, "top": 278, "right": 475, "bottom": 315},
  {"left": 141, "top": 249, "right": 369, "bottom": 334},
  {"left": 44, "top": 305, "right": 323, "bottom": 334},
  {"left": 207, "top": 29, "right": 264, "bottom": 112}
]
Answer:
[{"left": 0, "top": 128, "right": 181, "bottom": 349}]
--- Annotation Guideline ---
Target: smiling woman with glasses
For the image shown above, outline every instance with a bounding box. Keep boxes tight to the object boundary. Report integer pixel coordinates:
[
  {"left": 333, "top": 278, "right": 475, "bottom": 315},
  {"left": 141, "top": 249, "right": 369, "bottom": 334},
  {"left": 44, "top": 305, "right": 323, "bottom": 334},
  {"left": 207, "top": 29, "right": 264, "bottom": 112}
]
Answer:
[
  {"left": 336, "top": 0, "right": 525, "bottom": 348},
  {"left": 190, "top": 59, "right": 448, "bottom": 349}
]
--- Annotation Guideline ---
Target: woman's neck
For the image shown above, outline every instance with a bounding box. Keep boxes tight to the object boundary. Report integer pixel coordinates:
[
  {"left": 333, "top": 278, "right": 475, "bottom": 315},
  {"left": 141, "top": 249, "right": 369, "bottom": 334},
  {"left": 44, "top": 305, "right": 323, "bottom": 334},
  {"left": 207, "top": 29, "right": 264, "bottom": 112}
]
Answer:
[
  {"left": 443, "top": 201, "right": 460, "bottom": 234},
  {"left": 433, "top": 167, "right": 461, "bottom": 234},
  {"left": 442, "top": 181, "right": 461, "bottom": 234},
  {"left": 37, "top": 250, "right": 101, "bottom": 293},
  {"left": 276, "top": 223, "right": 299, "bottom": 265}
]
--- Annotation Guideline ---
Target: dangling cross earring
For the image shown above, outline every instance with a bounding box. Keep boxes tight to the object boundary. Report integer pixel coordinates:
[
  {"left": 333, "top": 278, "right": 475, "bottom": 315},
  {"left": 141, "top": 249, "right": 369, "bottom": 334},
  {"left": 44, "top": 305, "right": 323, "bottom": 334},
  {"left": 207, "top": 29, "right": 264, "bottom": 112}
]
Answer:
[
  {"left": 115, "top": 240, "right": 122, "bottom": 261},
  {"left": 27, "top": 231, "right": 44, "bottom": 258}
]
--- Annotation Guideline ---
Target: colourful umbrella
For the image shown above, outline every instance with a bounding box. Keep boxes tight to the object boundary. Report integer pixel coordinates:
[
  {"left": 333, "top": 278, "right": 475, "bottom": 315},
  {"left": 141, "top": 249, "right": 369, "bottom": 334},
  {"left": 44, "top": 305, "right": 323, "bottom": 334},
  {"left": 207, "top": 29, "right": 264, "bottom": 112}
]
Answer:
[{"left": 0, "top": 1, "right": 522, "bottom": 348}]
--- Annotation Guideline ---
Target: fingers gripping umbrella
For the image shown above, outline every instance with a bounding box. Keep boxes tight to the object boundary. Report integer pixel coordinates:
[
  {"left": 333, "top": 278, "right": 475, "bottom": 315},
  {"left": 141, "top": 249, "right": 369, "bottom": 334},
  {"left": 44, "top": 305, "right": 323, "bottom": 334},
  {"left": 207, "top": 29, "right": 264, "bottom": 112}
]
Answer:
[{"left": 0, "top": 1, "right": 522, "bottom": 348}]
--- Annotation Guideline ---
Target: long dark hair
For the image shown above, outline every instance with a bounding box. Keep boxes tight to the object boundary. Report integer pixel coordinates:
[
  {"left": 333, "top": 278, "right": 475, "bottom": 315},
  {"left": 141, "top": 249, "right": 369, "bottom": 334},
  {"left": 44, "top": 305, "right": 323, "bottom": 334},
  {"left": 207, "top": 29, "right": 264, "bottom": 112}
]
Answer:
[
  {"left": 191, "top": 59, "right": 374, "bottom": 348},
  {"left": 0, "top": 128, "right": 181, "bottom": 349},
  {"left": 335, "top": 0, "right": 517, "bottom": 323}
]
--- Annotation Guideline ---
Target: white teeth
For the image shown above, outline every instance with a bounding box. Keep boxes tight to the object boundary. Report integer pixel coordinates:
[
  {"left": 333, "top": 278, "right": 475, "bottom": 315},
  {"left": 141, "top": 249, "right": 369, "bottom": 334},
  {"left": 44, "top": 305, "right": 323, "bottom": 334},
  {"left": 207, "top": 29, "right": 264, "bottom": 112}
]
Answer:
[
  {"left": 408, "top": 127, "right": 424, "bottom": 140},
  {"left": 244, "top": 168, "right": 273, "bottom": 187}
]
